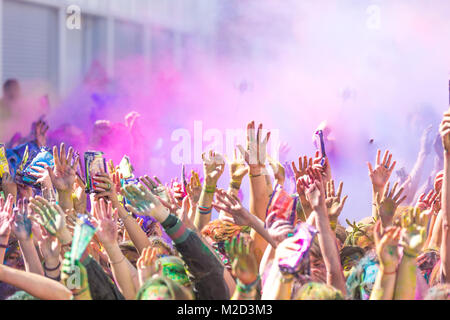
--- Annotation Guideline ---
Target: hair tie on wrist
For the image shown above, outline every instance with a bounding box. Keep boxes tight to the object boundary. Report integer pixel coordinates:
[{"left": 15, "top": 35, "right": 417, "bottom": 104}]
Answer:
[
  {"left": 45, "top": 273, "right": 61, "bottom": 282},
  {"left": 109, "top": 255, "right": 126, "bottom": 265},
  {"left": 43, "top": 261, "right": 61, "bottom": 272},
  {"left": 0, "top": 243, "right": 9, "bottom": 249}
]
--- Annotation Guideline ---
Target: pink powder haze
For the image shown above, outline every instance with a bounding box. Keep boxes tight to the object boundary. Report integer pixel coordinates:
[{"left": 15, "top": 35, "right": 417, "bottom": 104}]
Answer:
[{"left": 4, "top": 0, "right": 450, "bottom": 221}]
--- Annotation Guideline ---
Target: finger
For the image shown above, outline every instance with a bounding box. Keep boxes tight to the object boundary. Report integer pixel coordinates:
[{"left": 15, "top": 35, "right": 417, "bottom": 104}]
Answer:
[
  {"left": 381, "top": 150, "right": 389, "bottom": 166},
  {"left": 336, "top": 181, "right": 343, "bottom": 200}
]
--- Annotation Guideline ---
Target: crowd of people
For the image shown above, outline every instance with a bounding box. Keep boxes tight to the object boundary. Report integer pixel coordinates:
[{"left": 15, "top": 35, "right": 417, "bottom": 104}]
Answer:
[{"left": 0, "top": 77, "right": 449, "bottom": 301}]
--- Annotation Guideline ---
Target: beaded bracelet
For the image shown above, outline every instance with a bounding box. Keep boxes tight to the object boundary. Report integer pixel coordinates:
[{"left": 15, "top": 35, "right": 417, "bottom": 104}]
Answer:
[
  {"left": 198, "top": 205, "right": 212, "bottom": 215},
  {"left": 204, "top": 185, "right": 216, "bottom": 194}
]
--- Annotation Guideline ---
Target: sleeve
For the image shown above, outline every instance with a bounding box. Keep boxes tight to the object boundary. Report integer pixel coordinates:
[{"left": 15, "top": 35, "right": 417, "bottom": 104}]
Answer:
[{"left": 161, "top": 214, "right": 230, "bottom": 300}]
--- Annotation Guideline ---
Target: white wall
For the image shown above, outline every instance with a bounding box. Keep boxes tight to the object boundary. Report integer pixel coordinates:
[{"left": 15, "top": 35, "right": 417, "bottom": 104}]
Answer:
[{"left": 0, "top": 0, "right": 220, "bottom": 96}]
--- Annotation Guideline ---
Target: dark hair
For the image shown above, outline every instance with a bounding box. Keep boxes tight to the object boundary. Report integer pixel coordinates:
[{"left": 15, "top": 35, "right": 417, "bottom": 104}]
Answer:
[{"left": 3, "top": 79, "right": 19, "bottom": 91}]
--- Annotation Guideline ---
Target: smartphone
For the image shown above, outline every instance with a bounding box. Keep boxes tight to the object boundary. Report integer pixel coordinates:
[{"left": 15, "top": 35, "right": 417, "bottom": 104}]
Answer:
[
  {"left": 278, "top": 222, "right": 318, "bottom": 274},
  {"left": 84, "top": 151, "right": 106, "bottom": 193},
  {"left": 315, "top": 130, "right": 326, "bottom": 166}
]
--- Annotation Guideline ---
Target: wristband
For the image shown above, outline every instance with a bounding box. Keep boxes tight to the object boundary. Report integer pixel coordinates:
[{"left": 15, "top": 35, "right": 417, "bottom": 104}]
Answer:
[
  {"left": 43, "top": 261, "right": 61, "bottom": 272},
  {"left": 198, "top": 205, "right": 212, "bottom": 215},
  {"left": 0, "top": 243, "right": 9, "bottom": 249},
  {"left": 249, "top": 173, "right": 262, "bottom": 178},
  {"left": 204, "top": 185, "right": 216, "bottom": 194},
  {"left": 236, "top": 276, "right": 260, "bottom": 293}
]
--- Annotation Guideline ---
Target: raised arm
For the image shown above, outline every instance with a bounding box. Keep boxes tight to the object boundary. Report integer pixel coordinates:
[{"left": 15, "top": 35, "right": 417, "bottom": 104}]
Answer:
[
  {"left": 237, "top": 121, "right": 271, "bottom": 264},
  {"left": 11, "top": 201, "right": 44, "bottom": 275},
  {"left": 370, "top": 221, "right": 401, "bottom": 300},
  {"left": 367, "top": 149, "right": 397, "bottom": 220},
  {"left": 439, "top": 109, "right": 450, "bottom": 283},
  {"left": 194, "top": 151, "right": 225, "bottom": 231},
  {"left": 394, "top": 207, "right": 429, "bottom": 299},
  {"left": 299, "top": 168, "right": 346, "bottom": 294},
  {"left": 45, "top": 143, "right": 78, "bottom": 212},
  {"left": 92, "top": 198, "right": 136, "bottom": 300},
  {"left": 0, "top": 194, "right": 14, "bottom": 264},
  {"left": 0, "top": 263, "right": 72, "bottom": 300}
]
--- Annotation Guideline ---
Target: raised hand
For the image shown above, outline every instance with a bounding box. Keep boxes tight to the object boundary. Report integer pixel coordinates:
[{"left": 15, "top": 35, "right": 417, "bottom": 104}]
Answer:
[
  {"left": 29, "top": 196, "right": 71, "bottom": 244},
  {"left": 297, "top": 168, "right": 326, "bottom": 210},
  {"left": 374, "top": 220, "right": 401, "bottom": 274},
  {"left": 46, "top": 143, "right": 79, "bottom": 193},
  {"left": 1, "top": 172, "right": 17, "bottom": 201},
  {"left": 137, "top": 246, "right": 158, "bottom": 286},
  {"left": 375, "top": 181, "right": 406, "bottom": 228},
  {"left": 225, "top": 236, "right": 259, "bottom": 285},
  {"left": 72, "top": 175, "right": 87, "bottom": 213},
  {"left": 400, "top": 207, "right": 430, "bottom": 258},
  {"left": 92, "top": 172, "right": 120, "bottom": 208},
  {"left": 312, "top": 150, "right": 331, "bottom": 182},
  {"left": 32, "top": 222, "right": 61, "bottom": 268},
  {"left": 266, "top": 212, "right": 294, "bottom": 246},
  {"left": 34, "top": 119, "right": 49, "bottom": 148},
  {"left": 291, "top": 155, "right": 313, "bottom": 181},
  {"left": 140, "top": 175, "right": 169, "bottom": 201},
  {"left": 121, "top": 183, "right": 166, "bottom": 220},
  {"left": 202, "top": 150, "right": 225, "bottom": 186},
  {"left": 228, "top": 148, "right": 249, "bottom": 188},
  {"left": 439, "top": 109, "right": 450, "bottom": 152},
  {"left": 237, "top": 121, "right": 271, "bottom": 171},
  {"left": 367, "top": 149, "right": 396, "bottom": 192},
  {"left": 416, "top": 189, "right": 439, "bottom": 212},
  {"left": 325, "top": 180, "right": 348, "bottom": 222},
  {"left": 28, "top": 162, "right": 53, "bottom": 190},
  {"left": 91, "top": 198, "right": 117, "bottom": 250},
  {"left": 0, "top": 194, "right": 14, "bottom": 240},
  {"left": 11, "top": 199, "right": 32, "bottom": 241},
  {"left": 420, "top": 124, "right": 433, "bottom": 155},
  {"left": 213, "top": 189, "right": 253, "bottom": 226},
  {"left": 268, "top": 156, "right": 285, "bottom": 186},
  {"left": 185, "top": 170, "right": 202, "bottom": 204}
]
